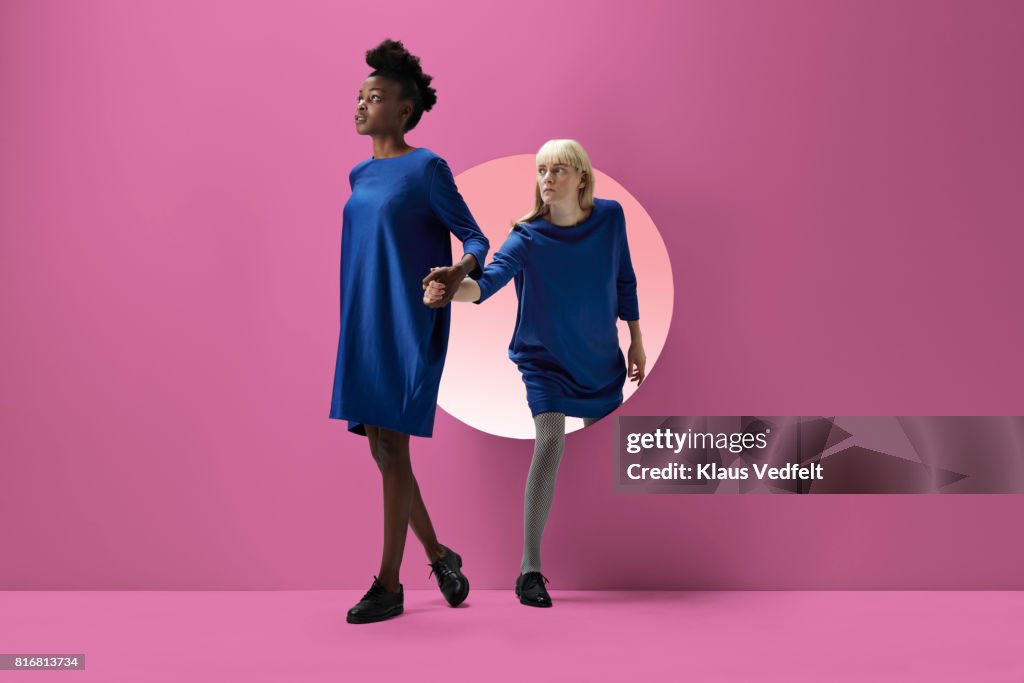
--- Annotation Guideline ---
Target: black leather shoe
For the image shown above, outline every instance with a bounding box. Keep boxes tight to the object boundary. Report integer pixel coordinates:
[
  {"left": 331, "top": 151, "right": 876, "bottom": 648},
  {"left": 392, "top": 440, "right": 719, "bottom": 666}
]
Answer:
[
  {"left": 515, "top": 571, "right": 552, "bottom": 608},
  {"left": 428, "top": 545, "right": 470, "bottom": 607},
  {"left": 346, "top": 577, "right": 404, "bottom": 624}
]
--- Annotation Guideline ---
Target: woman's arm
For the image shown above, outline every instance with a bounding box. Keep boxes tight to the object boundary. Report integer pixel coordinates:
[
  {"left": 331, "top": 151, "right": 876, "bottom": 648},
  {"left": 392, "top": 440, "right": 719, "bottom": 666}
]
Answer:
[
  {"left": 615, "top": 204, "right": 640, "bottom": 322},
  {"left": 617, "top": 203, "right": 645, "bottom": 383},
  {"left": 626, "top": 319, "right": 646, "bottom": 384},
  {"left": 427, "top": 157, "right": 490, "bottom": 277},
  {"left": 423, "top": 225, "right": 531, "bottom": 308},
  {"left": 421, "top": 157, "right": 490, "bottom": 308}
]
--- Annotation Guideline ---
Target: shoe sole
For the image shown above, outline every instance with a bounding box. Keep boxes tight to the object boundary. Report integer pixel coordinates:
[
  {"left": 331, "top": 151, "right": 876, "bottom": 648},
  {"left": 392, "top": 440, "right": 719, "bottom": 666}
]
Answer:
[
  {"left": 346, "top": 604, "right": 404, "bottom": 624},
  {"left": 518, "top": 596, "right": 552, "bottom": 608}
]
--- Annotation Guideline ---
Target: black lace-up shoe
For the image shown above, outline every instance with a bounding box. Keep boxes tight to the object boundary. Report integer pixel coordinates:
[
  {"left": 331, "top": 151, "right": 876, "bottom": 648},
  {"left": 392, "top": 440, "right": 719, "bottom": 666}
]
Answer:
[
  {"left": 346, "top": 577, "right": 404, "bottom": 624},
  {"left": 428, "top": 545, "right": 470, "bottom": 607},
  {"left": 515, "top": 572, "right": 552, "bottom": 608}
]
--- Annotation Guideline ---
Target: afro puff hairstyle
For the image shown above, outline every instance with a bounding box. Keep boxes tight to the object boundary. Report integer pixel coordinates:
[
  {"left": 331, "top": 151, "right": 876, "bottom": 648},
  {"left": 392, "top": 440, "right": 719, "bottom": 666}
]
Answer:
[{"left": 365, "top": 39, "right": 437, "bottom": 132}]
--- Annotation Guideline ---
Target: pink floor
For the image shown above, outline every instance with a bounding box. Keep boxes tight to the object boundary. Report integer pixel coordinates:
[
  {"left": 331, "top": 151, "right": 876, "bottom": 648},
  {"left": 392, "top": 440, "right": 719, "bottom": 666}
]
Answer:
[{"left": 1, "top": 590, "right": 1022, "bottom": 682}]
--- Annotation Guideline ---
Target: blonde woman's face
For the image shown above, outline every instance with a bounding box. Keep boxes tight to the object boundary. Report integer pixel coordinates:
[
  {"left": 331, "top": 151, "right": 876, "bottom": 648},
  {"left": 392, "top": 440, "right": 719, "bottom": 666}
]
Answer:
[{"left": 537, "top": 162, "right": 585, "bottom": 206}]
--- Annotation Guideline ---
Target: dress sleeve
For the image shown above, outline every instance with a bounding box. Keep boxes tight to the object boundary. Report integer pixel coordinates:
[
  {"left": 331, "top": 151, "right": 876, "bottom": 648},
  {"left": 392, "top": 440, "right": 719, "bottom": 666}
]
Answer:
[
  {"left": 429, "top": 157, "right": 490, "bottom": 279},
  {"left": 614, "top": 203, "right": 640, "bottom": 321},
  {"left": 473, "top": 225, "right": 532, "bottom": 304}
]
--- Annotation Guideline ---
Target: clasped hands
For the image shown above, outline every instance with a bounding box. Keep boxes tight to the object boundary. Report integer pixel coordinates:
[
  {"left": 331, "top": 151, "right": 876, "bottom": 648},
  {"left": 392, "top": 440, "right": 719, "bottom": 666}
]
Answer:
[{"left": 421, "top": 264, "right": 462, "bottom": 308}]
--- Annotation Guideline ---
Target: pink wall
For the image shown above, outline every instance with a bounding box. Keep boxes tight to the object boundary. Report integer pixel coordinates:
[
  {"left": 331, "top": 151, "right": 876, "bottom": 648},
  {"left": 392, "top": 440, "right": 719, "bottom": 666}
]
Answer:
[{"left": 2, "top": 0, "right": 1023, "bottom": 590}]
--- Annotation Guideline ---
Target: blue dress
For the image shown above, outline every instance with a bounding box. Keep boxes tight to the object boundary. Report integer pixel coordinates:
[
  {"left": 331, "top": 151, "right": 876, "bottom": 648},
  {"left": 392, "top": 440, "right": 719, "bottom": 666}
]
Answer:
[
  {"left": 474, "top": 197, "right": 639, "bottom": 418},
  {"left": 330, "top": 148, "right": 489, "bottom": 437}
]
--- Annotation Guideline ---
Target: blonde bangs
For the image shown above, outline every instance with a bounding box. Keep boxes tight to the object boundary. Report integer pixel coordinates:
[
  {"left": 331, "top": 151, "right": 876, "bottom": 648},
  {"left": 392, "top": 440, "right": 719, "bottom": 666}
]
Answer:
[{"left": 535, "top": 139, "right": 591, "bottom": 175}]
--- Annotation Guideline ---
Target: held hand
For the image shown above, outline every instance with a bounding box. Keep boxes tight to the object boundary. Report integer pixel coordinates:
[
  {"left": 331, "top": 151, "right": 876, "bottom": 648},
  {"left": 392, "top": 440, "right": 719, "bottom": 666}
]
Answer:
[
  {"left": 423, "top": 280, "right": 446, "bottom": 306},
  {"left": 627, "top": 341, "right": 647, "bottom": 385},
  {"left": 421, "top": 264, "right": 465, "bottom": 308}
]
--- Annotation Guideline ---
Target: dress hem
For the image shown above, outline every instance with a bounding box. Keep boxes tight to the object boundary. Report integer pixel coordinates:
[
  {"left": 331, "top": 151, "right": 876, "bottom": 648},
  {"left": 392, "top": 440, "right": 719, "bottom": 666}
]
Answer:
[
  {"left": 527, "top": 395, "right": 623, "bottom": 420},
  {"left": 328, "top": 412, "right": 433, "bottom": 439}
]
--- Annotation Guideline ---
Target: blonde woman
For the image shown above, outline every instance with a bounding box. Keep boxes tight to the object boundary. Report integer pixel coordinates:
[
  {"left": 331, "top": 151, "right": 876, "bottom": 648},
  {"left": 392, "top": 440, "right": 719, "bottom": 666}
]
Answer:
[{"left": 423, "top": 140, "right": 645, "bottom": 607}]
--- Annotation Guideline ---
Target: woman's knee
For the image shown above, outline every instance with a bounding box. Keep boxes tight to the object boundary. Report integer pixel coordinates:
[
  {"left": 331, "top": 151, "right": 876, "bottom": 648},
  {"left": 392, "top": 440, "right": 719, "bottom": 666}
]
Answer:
[
  {"left": 536, "top": 429, "right": 563, "bottom": 446},
  {"left": 374, "top": 428, "right": 410, "bottom": 472},
  {"left": 363, "top": 427, "right": 383, "bottom": 468}
]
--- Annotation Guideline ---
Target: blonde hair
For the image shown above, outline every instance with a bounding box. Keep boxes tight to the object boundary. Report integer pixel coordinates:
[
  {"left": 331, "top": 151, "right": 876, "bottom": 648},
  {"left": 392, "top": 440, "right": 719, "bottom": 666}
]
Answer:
[{"left": 512, "top": 139, "right": 595, "bottom": 227}]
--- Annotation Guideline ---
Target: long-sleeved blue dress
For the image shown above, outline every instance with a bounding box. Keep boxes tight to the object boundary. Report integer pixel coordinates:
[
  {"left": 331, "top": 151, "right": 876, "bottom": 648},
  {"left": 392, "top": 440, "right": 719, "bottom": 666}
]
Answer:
[
  {"left": 473, "top": 197, "right": 639, "bottom": 419},
  {"left": 330, "top": 147, "right": 489, "bottom": 437}
]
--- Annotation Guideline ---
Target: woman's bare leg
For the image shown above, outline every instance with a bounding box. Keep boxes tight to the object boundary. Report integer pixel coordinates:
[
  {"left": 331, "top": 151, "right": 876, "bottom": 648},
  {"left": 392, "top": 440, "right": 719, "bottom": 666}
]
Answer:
[
  {"left": 360, "top": 425, "right": 414, "bottom": 591},
  {"left": 365, "top": 427, "right": 444, "bottom": 584}
]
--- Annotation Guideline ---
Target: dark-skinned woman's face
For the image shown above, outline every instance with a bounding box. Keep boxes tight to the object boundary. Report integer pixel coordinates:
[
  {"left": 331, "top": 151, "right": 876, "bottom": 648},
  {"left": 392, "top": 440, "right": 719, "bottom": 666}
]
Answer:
[{"left": 354, "top": 75, "right": 413, "bottom": 135}]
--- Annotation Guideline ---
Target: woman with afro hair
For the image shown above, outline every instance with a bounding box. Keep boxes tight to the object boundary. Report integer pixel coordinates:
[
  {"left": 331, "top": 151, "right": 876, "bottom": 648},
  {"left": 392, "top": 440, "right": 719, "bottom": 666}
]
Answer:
[
  {"left": 331, "top": 39, "right": 489, "bottom": 624},
  {"left": 424, "top": 139, "right": 646, "bottom": 609}
]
